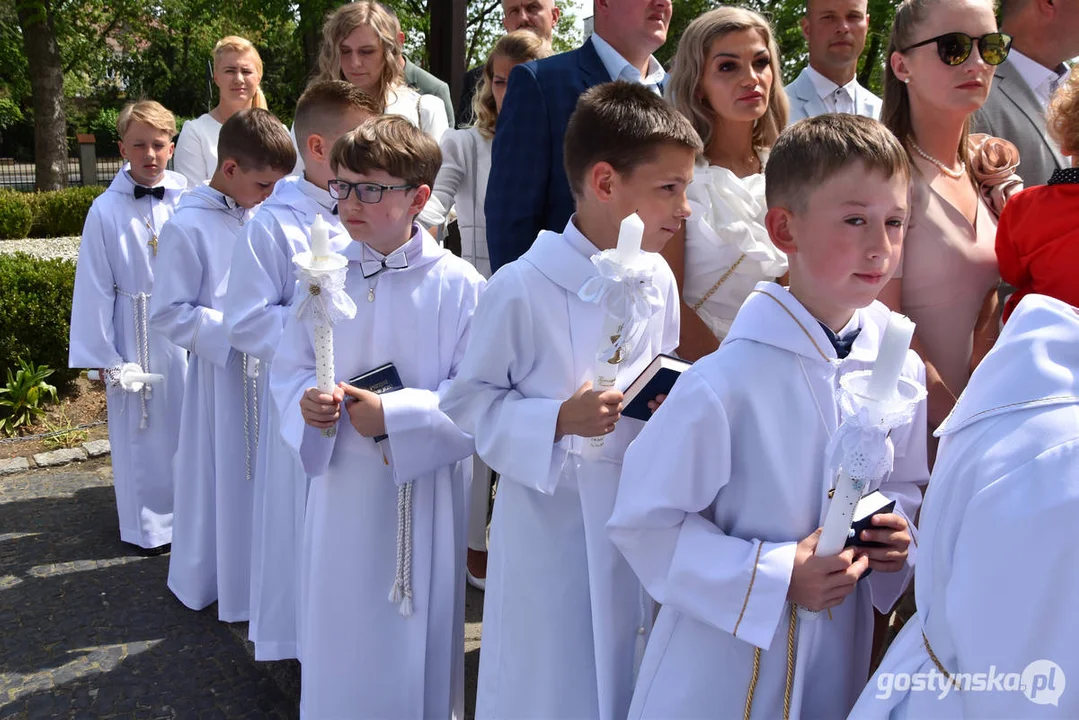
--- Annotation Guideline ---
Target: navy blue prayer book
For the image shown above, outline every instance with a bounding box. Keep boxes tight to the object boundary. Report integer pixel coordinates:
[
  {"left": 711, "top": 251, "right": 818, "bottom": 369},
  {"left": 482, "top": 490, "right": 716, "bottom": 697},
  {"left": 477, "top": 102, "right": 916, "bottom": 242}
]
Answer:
[
  {"left": 845, "top": 490, "right": 896, "bottom": 549},
  {"left": 347, "top": 363, "right": 403, "bottom": 443},
  {"left": 621, "top": 354, "right": 691, "bottom": 422}
]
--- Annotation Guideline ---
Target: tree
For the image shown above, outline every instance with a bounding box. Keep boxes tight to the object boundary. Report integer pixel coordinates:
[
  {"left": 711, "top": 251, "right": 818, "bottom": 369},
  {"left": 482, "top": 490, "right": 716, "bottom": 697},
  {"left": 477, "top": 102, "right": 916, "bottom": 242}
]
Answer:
[{"left": 14, "top": 0, "right": 66, "bottom": 190}]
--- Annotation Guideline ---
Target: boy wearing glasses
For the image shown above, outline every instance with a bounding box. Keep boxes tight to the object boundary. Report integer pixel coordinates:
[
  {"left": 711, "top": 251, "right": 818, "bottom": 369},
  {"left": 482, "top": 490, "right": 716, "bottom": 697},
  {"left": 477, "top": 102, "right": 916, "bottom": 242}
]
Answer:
[
  {"left": 271, "top": 115, "right": 485, "bottom": 718},
  {"left": 223, "top": 80, "right": 378, "bottom": 663}
]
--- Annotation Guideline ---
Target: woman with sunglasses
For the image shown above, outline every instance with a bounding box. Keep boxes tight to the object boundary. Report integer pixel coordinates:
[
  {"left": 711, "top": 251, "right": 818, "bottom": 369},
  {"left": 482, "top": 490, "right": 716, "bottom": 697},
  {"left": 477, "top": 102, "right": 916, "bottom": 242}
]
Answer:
[{"left": 879, "top": 0, "right": 1023, "bottom": 437}]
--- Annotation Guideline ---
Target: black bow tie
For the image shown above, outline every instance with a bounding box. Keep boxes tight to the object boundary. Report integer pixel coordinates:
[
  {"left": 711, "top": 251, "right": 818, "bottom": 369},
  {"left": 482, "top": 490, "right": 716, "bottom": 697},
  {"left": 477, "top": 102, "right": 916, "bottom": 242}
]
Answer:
[
  {"left": 361, "top": 250, "right": 408, "bottom": 279},
  {"left": 819, "top": 322, "right": 862, "bottom": 359},
  {"left": 134, "top": 185, "right": 165, "bottom": 200},
  {"left": 331, "top": 203, "right": 338, "bottom": 216}
]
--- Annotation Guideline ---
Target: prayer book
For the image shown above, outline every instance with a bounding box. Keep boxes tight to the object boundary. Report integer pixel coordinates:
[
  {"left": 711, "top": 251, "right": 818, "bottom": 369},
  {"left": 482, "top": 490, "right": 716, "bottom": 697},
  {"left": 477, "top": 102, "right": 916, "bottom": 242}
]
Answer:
[
  {"left": 845, "top": 490, "right": 896, "bottom": 549},
  {"left": 622, "top": 354, "right": 691, "bottom": 422},
  {"left": 348, "top": 362, "right": 403, "bottom": 442}
]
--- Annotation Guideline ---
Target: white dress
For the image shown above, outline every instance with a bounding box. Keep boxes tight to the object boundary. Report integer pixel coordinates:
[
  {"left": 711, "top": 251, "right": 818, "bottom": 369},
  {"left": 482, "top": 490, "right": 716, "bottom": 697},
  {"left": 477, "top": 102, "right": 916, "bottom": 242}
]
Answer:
[
  {"left": 385, "top": 84, "right": 449, "bottom": 144},
  {"left": 608, "top": 283, "right": 928, "bottom": 720},
  {"left": 271, "top": 227, "right": 483, "bottom": 719},
  {"left": 69, "top": 166, "right": 189, "bottom": 548},
  {"left": 418, "top": 126, "right": 492, "bottom": 278},
  {"left": 682, "top": 160, "right": 787, "bottom": 341},
  {"left": 849, "top": 294, "right": 1079, "bottom": 719},
  {"left": 224, "top": 176, "right": 352, "bottom": 661},
  {"left": 149, "top": 184, "right": 259, "bottom": 622},
  {"left": 440, "top": 221, "right": 681, "bottom": 720},
  {"left": 173, "top": 113, "right": 222, "bottom": 187}
]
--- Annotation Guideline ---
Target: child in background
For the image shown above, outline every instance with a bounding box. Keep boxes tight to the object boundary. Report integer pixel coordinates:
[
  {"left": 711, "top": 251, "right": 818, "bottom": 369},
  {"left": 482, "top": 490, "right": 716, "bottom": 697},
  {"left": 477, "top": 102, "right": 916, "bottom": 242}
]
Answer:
[
  {"left": 150, "top": 108, "right": 295, "bottom": 622},
  {"left": 69, "top": 100, "right": 189, "bottom": 554}
]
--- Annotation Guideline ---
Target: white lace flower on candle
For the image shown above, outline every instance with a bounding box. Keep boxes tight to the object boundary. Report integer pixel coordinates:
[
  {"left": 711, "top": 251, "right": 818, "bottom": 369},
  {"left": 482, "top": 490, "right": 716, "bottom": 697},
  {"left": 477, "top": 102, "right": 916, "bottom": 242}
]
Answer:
[{"left": 578, "top": 250, "right": 664, "bottom": 362}]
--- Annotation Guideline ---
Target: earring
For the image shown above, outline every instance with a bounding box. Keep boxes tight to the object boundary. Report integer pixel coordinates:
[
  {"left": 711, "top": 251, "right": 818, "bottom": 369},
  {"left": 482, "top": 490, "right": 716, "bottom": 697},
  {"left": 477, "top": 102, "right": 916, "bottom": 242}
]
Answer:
[{"left": 903, "top": 77, "right": 911, "bottom": 84}]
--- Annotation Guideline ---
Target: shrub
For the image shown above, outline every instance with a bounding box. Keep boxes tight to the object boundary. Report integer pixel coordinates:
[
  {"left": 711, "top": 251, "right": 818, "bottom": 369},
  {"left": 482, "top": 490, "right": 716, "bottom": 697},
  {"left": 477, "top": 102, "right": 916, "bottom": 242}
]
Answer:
[
  {"left": 0, "top": 357, "right": 58, "bottom": 436},
  {"left": 28, "top": 185, "right": 105, "bottom": 238},
  {"left": 0, "top": 189, "right": 33, "bottom": 239},
  {"left": 0, "top": 252, "right": 79, "bottom": 394}
]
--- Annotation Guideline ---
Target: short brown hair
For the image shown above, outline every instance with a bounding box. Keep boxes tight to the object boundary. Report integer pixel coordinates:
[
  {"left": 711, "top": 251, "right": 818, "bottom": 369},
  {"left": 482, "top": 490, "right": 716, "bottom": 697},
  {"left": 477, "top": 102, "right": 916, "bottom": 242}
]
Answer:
[
  {"left": 563, "top": 82, "right": 703, "bottom": 198},
  {"left": 216, "top": 108, "right": 296, "bottom": 173},
  {"left": 1047, "top": 72, "right": 1079, "bottom": 156},
  {"left": 117, "top": 100, "right": 177, "bottom": 139},
  {"left": 330, "top": 115, "right": 441, "bottom": 188},
  {"left": 473, "top": 31, "right": 552, "bottom": 139},
  {"left": 766, "top": 114, "right": 911, "bottom": 211},
  {"left": 294, "top": 80, "right": 381, "bottom": 148}
]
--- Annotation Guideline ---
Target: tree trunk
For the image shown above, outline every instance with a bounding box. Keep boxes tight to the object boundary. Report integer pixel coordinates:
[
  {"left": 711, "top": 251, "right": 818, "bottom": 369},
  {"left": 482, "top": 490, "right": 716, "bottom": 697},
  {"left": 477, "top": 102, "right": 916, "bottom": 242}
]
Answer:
[{"left": 15, "top": 0, "right": 67, "bottom": 190}]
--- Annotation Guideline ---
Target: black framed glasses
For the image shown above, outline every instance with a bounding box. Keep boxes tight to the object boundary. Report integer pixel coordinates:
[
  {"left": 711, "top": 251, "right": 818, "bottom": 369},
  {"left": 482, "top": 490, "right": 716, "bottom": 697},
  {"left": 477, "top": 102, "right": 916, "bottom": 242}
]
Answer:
[
  {"left": 901, "top": 31, "right": 1012, "bottom": 66},
  {"left": 328, "top": 179, "right": 417, "bottom": 204}
]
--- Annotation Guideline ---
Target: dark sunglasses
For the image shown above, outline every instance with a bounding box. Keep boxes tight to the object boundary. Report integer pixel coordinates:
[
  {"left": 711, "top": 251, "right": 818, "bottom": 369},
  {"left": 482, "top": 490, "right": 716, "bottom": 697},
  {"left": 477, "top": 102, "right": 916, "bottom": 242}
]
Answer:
[{"left": 901, "top": 31, "right": 1012, "bottom": 66}]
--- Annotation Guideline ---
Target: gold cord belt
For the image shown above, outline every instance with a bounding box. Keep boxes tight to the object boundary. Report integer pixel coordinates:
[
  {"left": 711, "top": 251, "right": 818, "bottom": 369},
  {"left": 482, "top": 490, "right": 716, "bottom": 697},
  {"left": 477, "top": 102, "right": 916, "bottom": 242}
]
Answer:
[
  {"left": 692, "top": 254, "right": 746, "bottom": 312},
  {"left": 743, "top": 602, "right": 799, "bottom": 720},
  {"left": 922, "top": 632, "right": 960, "bottom": 691}
]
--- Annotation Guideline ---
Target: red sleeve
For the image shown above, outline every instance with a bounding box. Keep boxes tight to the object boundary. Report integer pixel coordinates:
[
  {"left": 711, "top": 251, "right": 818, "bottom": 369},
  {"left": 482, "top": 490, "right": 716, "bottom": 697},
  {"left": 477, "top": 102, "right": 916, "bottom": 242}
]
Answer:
[{"left": 995, "top": 194, "right": 1030, "bottom": 323}]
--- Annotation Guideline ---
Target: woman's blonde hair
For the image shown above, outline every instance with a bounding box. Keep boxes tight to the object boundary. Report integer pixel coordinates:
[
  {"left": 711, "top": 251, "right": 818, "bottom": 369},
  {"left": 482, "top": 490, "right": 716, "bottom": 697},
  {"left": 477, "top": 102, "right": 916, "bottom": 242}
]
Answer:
[
  {"left": 1047, "top": 71, "right": 1079, "bottom": 156},
  {"left": 473, "top": 31, "right": 552, "bottom": 139},
  {"left": 664, "top": 7, "right": 788, "bottom": 156},
  {"left": 213, "top": 36, "right": 268, "bottom": 111},
  {"left": 315, "top": 1, "right": 403, "bottom": 111},
  {"left": 881, "top": 0, "right": 995, "bottom": 167}
]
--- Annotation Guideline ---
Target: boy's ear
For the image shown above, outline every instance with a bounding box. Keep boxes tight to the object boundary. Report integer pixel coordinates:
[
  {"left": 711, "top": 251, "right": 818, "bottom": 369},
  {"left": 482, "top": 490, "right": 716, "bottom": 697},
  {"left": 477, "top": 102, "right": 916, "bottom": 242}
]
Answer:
[
  {"left": 765, "top": 206, "right": 797, "bottom": 254},
  {"left": 306, "top": 133, "right": 325, "bottom": 163},
  {"left": 221, "top": 158, "right": 238, "bottom": 179},
  {"left": 117, "top": 140, "right": 127, "bottom": 160},
  {"left": 588, "top": 161, "right": 617, "bottom": 203},
  {"left": 165, "top": 141, "right": 175, "bottom": 160},
  {"left": 409, "top": 184, "right": 431, "bottom": 215}
]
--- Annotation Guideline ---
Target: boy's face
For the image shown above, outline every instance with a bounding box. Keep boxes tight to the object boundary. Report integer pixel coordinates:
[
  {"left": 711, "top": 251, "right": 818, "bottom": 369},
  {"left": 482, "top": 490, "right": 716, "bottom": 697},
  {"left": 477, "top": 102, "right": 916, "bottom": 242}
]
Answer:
[
  {"left": 118, "top": 120, "right": 174, "bottom": 187},
  {"left": 220, "top": 159, "right": 287, "bottom": 209},
  {"left": 605, "top": 143, "right": 695, "bottom": 253},
  {"left": 333, "top": 166, "right": 430, "bottom": 254},
  {"left": 771, "top": 162, "right": 908, "bottom": 329}
]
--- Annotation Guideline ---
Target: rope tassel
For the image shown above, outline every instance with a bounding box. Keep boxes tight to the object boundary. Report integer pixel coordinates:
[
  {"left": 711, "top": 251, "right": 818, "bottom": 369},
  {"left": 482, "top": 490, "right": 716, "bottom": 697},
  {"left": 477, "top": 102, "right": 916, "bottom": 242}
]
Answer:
[{"left": 389, "top": 481, "right": 414, "bottom": 617}]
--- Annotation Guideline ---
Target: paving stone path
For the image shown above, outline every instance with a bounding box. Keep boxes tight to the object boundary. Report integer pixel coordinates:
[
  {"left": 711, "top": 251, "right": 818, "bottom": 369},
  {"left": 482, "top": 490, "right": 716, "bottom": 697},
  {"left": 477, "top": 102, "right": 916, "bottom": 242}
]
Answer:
[{"left": 0, "top": 459, "right": 298, "bottom": 719}]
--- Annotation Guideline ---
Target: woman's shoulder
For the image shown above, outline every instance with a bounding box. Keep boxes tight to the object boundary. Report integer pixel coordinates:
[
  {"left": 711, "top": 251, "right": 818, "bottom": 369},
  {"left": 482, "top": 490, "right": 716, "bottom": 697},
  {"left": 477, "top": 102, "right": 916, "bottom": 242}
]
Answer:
[{"left": 184, "top": 113, "right": 220, "bottom": 133}]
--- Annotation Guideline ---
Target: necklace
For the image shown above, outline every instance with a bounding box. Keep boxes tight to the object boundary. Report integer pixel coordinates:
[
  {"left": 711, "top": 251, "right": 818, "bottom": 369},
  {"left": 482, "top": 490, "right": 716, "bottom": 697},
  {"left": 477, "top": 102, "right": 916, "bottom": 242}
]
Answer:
[
  {"left": 136, "top": 210, "right": 159, "bottom": 256},
  {"left": 907, "top": 136, "right": 965, "bottom": 179}
]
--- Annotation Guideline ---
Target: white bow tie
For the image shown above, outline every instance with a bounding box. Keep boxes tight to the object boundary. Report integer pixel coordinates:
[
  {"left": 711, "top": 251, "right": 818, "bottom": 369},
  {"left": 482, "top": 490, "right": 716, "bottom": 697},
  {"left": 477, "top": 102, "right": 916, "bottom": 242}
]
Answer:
[{"left": 360, "top": 250, "right": 408, "bottom": 279}]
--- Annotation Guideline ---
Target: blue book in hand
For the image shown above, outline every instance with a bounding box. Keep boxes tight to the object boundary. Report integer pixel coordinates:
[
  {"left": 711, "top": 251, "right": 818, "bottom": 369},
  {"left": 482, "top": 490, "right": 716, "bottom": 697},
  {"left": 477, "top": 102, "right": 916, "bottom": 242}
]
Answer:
[
  {"left": 347, "top": 362, "right": 403, "bottom": 443},
  {"left": 621, "top": 354, "right": 691, "bottom": 422}
]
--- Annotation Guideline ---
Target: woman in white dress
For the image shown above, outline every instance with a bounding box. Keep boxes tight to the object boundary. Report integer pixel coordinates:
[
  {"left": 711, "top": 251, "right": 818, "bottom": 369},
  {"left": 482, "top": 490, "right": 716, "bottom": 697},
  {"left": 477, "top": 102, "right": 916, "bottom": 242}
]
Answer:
[
  {"left": 663, "top": 8, "right": 790, "bottom": 360},
  {"left": 314, "top": 1, "right": 448, "bottom": 144},
  {"left": 415, "top": 30, "right": 551, "bottom": 592},
  {"left": 174, "top": 36, "right": 268, "bottom": 186}
]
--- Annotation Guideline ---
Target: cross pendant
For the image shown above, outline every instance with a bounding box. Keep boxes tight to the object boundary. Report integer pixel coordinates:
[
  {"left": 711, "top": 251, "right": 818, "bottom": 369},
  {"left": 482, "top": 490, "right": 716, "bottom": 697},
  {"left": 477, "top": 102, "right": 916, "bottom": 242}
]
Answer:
[{"left": 148, "top": 236, "right": 158, "bottom": 256}]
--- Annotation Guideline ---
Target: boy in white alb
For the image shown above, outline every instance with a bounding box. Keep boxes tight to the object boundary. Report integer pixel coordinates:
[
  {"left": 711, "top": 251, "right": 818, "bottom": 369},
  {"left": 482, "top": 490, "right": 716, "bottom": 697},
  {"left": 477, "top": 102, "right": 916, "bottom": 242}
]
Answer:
[
  {"left": 440, "top": 83, "right": 700, "bottom": 720},
  {"left": 272, "top": 116, "right": 483, "bottom": 719},
  {"left": 850, "top": 294, "right": 1079, "bottom": 718},
  {"left": 224, "top": 81, "right": 378, "bottom": 662},
  {"left": 69, "top": 100, "right": 188, "bottom": 553},
  {"left": 608, "top": 115, "right": 929, "bottom": 720},
  {"left": 150, "top": 109, "right": 295, "bottom": 621}
]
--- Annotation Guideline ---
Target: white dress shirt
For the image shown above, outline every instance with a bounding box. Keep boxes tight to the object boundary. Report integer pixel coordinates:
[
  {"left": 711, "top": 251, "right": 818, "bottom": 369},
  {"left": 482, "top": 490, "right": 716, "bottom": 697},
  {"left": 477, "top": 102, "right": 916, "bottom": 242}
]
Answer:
[
  {"left": 804, "top": 65, "right": 861, "bottom": 115},
  {"left": 590, "top": 33, "right": 666, "bottom": 92},
  {"left": 1007, "top": 49, "right": 1070, "bottom": 109}
]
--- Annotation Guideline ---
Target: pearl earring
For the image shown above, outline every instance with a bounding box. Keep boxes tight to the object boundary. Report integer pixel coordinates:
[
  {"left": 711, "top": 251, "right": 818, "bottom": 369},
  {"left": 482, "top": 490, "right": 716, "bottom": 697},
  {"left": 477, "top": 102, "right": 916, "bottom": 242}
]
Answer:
[{"left": 903, "top": 77, "right": 911, "bottom": 84}]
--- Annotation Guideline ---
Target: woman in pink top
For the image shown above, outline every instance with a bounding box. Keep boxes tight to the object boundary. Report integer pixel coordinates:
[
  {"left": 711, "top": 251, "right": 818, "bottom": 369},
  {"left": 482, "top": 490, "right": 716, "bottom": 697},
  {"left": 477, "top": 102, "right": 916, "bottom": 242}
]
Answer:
[{"left": 879, "top": 0, "right": 1022, "bottom": 431}]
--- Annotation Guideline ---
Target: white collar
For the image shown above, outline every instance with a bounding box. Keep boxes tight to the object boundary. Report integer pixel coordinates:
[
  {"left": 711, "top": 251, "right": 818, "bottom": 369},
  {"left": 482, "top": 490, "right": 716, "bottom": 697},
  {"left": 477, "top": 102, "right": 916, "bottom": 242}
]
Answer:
[
  {"left": 1006, "top": 50, "right": 1069, "bottom": 108},
  {"left": 296, "top": 176, "right": 336, "bottom": 213},
  {"left": 564, "top": 215, "right": 603, "bottom": 260},
  {"left": 803, "top": 64, "right": 860, "bottom": 102},
  {"left": 590, "top": 33, "right": 666, "bottom": 88}
]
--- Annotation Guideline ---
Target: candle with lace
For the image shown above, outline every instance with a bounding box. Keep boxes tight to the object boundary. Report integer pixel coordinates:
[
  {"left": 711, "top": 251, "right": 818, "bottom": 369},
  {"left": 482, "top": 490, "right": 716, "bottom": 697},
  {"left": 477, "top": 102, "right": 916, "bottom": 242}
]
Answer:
[{"left": 292, "top": 213, "right": 357, "bottom": 438}]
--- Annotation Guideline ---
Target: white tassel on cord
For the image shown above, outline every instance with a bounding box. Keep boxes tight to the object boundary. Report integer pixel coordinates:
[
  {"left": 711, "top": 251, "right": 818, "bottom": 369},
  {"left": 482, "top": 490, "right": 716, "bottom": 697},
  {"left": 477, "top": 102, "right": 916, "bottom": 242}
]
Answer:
[{"left": 389, "top": 481, "right": 414, "bottom": 617}]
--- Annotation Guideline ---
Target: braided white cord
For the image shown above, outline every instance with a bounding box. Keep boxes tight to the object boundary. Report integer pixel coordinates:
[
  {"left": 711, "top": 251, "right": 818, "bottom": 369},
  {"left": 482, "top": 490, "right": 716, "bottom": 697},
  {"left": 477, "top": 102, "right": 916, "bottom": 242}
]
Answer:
[
  {"left": 388, "top": 480, "right": 415, "bottom": 617},
  {"left": 116, "top": 288, "right": 153, "bottom": 429},
  {"left": 390, "top": 483, "right": 406, "bottom": 605},
  {"left": 240, "top": 354, "right": 260, "bottom": 482}
]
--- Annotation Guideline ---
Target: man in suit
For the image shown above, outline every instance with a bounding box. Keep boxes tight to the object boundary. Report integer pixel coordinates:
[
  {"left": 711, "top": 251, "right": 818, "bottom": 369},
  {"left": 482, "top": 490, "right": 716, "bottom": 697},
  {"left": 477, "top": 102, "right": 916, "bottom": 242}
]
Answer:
[
  {"left": 973, "top": 0, "right": 1079, "bottom": 186},
  {"left": 785, "top": 0, "right": 881, "bottom": 123},
  {"left": 456, "top": 0, "right": 562, "bottom": 128},
  {"left": 484, "top": 0, "right": 672, "bottom": 272}
]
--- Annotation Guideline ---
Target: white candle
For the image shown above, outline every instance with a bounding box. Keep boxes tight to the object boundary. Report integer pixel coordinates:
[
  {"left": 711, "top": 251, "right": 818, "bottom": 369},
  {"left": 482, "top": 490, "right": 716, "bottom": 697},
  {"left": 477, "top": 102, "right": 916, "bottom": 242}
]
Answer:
[
  {"left": 311, "top": 213, "right": 331, "bottom": 260},
  {"left": 615, "top": 212, "right": 644, "bottom": 264},
  {"left": 866, "top": 313, "right": 916, "bottom": 401}
]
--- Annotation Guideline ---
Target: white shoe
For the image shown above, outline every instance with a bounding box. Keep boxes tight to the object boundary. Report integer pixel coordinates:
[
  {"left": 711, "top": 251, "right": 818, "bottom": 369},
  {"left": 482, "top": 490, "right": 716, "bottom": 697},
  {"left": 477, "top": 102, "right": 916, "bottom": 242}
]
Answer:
[{"left": 466, "top": 569, "right": 486, "bottom": 591}]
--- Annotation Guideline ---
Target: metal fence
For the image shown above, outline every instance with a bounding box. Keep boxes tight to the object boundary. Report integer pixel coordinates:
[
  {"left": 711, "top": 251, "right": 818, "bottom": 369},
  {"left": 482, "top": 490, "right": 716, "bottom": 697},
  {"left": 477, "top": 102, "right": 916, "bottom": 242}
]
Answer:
[{"left": 0, "top": 156, "right": 125, "bottom": 192}]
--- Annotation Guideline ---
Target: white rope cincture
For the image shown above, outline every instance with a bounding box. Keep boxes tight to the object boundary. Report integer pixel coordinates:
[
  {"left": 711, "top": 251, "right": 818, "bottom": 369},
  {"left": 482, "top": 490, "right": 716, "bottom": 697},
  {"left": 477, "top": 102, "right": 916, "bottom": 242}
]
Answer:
[
  {"left": 240, "top": 354, "right": 260, "bottom": 482},
  {"left": 115, "top": 288, "right": 153, "bottom": 429},
  {"left": 389, "top": 480, "right": 414, "bottom": 617}
]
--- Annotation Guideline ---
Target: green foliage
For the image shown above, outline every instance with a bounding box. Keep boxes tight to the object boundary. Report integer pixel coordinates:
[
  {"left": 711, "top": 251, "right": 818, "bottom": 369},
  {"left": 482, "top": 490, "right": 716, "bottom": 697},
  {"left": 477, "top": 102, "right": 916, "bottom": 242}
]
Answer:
[
  {"left": 0, "top": 356, "right": 59, "bottom": 436},
  {"left": 0, "top": 189, "right": 34, "bottom": 239},
  {"left": 0, "top": 252, "right": 79, "bottom": 395},
  {"left": 40, "top": 407, "right": 90, "bottom": 449},
  {"left": 88, "top": 106, "right": 120, "bottom": 155},
  {"left": 27, "top": 186, "right": 104, "bottom": 238}
]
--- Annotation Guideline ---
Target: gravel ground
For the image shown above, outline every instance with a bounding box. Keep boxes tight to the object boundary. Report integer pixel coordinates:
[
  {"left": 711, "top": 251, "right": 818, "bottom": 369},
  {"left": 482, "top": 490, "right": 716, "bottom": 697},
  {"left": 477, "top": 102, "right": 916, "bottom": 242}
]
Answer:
[{"left": 0, "top": 236, "right": 81, "bottom": 262}]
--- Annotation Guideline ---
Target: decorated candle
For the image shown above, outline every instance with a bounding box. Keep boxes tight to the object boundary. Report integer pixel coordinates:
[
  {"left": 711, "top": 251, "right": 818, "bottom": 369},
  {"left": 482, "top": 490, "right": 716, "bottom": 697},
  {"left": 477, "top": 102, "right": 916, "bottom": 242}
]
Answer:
[
  {"left": 310, "top": 213, "right": 331, "bottom": 261},
  {"left": 865, "top": 313, "right": 916, "bottom": 401},
  {"left": 615, "top": 212, "right": 644, "bottom": 265}
]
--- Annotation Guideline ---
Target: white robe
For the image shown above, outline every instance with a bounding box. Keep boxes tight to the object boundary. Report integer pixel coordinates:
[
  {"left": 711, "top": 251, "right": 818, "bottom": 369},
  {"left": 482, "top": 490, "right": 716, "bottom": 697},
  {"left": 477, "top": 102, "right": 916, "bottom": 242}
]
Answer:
[
  {"left": 440, "top": 221, "right": 681, "bottom": 720},
  {"left": 68, "top": 166, "right": 188, "bottom": 548},
  {"left": 849, "top": 294, "right": 1079, "bottom": 719},
  {"left": 271, "top": 227, "right": 483, "bottom": 720},
  {"left": 608, "top": 282, "right": 928, "bottom": 720},
  {"left": 224, "top": 176, "right": 349, "bottom": 661},
  {"left": 149, "top": 184, "right": 259, "bottom": 622}
]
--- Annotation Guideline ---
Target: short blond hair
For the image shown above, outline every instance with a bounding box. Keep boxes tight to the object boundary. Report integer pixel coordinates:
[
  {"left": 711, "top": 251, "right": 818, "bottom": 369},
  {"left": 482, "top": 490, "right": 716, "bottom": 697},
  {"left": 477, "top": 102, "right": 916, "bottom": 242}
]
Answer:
[
  {"left": 473, "top": 31, "right": 552, "bottom": 139},
  {"left": 766, "top": 114, "right": 911, "bottom": 211},
  {"left": 331, "top": 115, "right": 441, "bottom": 189},
  {"left": 117, "top": 100, "right": 177, "bottom": 139},
  {"left": 664, "top": 7, "right": 788, "bottom": 155},
  {"left": 213, "top": 36, "right": 268, "bottom": 111},
  {"left": 1047, "top": 72, "right": 1079, "bottom": 155},
  {"left": 316, "top": 1, "right": 402, "bottom": 111}
]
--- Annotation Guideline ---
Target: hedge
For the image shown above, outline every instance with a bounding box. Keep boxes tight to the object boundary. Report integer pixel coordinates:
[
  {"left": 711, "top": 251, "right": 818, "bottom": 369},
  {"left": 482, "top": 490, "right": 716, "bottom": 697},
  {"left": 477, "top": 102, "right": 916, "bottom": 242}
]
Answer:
[
  {"left": 0, "top": 185, "right": 105, "bottom": 240},
  {"left": 0, "top": 252, "right": 79, "bottom": 394}
]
